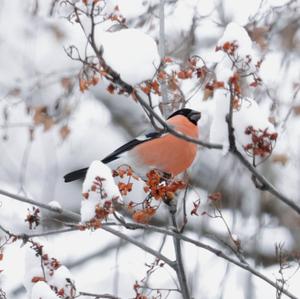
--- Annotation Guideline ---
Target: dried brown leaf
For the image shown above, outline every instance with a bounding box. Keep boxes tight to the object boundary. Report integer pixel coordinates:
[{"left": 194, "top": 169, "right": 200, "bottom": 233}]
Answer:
[{"left": 59, "top": 125, "right": 71, "bottom": 140}]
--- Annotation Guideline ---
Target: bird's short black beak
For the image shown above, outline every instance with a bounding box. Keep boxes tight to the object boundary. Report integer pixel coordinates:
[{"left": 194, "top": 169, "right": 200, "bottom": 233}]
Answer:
[{"left": 189, "top": 111, "right": 201, "bottom": 125}]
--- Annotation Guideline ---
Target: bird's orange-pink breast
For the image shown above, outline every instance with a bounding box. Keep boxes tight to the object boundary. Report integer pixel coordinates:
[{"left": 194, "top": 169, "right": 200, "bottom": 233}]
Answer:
[{"left": 133, "top": 115, "right": 199, "bottom": 176}]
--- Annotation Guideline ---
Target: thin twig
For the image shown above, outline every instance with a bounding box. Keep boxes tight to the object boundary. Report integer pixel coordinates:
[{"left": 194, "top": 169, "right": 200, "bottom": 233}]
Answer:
[
  {"left": 1, "top": 191, "right": 298, "bottom": 299},
  {"left": 0, "top": 189, "right": 80, "bottom": 221},
  {"left": 158, "top": 0, "right": 170, "bottom": 117},
  {"left": 137, "top": 94, "right": 223, "bottom": 149},
  {"left": 102, "top": 226, "right": 175, "bottom": 268},
  {"left": 77, "top": 24, "right": 300, "bottom": 215},
  {"left": 223, "top": 84, "right": 300, "bottom": 215},
  {"left": 130, "top": 90, "right": 300, "bottom": 215},
  {"left": 79, "top": 291, "right": 120, "bottom": 299},
  {"left": 179, "top": 183, "right": 189, "bottom": 233},
  {"left": 233, "top": 150, "right": 300, "bottom": 214},
  {"left": 23, "top": 227, "right": 78, "bottom": 238},
  {"left": 169, "top": 204, "right": 190, "bottom": 299},
  {"left": 116, "top": 221, "right": 299, "bottom": 299},
  {"left": 0, "top": 197, "right": 171, "bottom": 270}
]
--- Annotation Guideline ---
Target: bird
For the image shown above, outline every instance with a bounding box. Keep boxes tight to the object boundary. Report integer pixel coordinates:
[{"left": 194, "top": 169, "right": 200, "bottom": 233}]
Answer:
[{"left": 64, "top": 108, "right": 201, "bottom": 183}]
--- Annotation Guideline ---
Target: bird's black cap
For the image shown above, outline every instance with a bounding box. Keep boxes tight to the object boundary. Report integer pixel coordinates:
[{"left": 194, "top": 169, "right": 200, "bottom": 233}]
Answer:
[{"left": 167, "top": 108, "right": 201, "bottom": 126}]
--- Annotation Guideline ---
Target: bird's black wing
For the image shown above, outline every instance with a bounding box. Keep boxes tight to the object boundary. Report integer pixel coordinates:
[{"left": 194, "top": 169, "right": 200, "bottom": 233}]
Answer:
[
  {"left": 101, "top": 131, "right": 162, "bottom": 163},
  {"left": 64, "top": 131, "right": 163, "bottom": 183},
  {"left": 64, "top": 167, "right": 88, "bottom": 183}
]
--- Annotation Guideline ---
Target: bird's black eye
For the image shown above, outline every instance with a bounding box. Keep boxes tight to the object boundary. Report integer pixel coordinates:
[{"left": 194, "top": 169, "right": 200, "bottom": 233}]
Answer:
[
  {"left": 167, "top": 108, "right": 201, "bottom": 125},
  {"left": 188, "top": 111, "right": 201, "bottom": 125}
]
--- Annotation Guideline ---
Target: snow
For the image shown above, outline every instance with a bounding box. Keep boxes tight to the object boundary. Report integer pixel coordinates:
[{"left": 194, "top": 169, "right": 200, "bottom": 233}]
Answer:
[
  {"left": 97, "top": 29, "right": 160, "bottom": 85},
  {"left": 218, "top": 23, "right": 253, "bottom": 56},
  {"left": 233, "top": 97, "right": 275, "bottom": 147},
  {"left": 210, "top": 95, "right": 276, "bottom": 154},
  {"left": 31, "top": 281, "right": 60, "bottom": 299},
  {"left": 81, "top": 160, "right": 122, "bottom": 222},
  {"left": 210, "top": 23, "right": 275, "bottom": 151},
  {"left": 215, "top": 22, "right": 260, "bottom": 83},
  {"left": 1, "top": 1, "right": 300, "bottom": 299},
  {"left": 0, "top": 195, "right": 28, "bottom": 236},
  {"left": 49, "top": 266, "right": 76, "bottom": 297},
  {"left": 24, "top": 246, "right": 46, "bottom": 295},
  {"left": 24, "top": 241, "right": 76, "bottom": 299},
  {"left": 48, "top": 201, "right": 61, "bottom": 210}
]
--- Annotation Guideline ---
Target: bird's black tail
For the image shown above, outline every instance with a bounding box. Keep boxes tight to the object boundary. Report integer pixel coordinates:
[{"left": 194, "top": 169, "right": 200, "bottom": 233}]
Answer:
[
  {"left": 64, "top": 167, "right": 88, "bottom": 183},
  {"left": 63, "top": 137, "right": 140, "bottom": 183}
]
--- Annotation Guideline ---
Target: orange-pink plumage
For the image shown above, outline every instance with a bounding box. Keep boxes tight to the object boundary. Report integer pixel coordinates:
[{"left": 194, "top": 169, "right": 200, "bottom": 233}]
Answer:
[{"left": 132, "top": 115, "right": 198, "bottom": 176}]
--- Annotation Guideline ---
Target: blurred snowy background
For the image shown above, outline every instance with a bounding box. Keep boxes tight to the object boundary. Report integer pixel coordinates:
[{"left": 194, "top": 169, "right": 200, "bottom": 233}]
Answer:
[{"left": 0, "top": 0, "right": 300, "bottom": 298}]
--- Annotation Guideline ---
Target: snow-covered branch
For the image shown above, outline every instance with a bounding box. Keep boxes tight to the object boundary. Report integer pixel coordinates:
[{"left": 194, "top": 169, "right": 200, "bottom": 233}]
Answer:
[{"left": 1, "top": 188, "right": 297, "bottom": 299}]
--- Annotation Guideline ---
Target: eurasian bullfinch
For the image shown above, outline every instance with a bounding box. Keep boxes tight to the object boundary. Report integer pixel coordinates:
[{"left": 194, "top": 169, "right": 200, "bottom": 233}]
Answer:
[{"left": 64, "top": 108, "right": 201, "bottom": 182}]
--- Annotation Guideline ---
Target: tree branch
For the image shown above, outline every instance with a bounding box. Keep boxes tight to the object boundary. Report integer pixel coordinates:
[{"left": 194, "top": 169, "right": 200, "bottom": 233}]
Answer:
[
  {"left": 1, "top": 189, "right": 298, "bottom": 299},
  {"left": 79, "top": 290, "right": 120, "bottom": 299},
  {"left": 158, "top": 0, "right": 171, "bottom": 117},
  {"left": 132, "top": 92, "right": 300, "bottom": 214},
  {"left": 224, "top": 84, "right": 300, "bottom": 215},
  {"left": 115, "top": 221, "right": 299, "bottom": 299},
  {"left": 66, "top": 0, "right": 300, "bottom": 216},
  {"left": 233, "top": 150, "right": 300, "bottom": 214},
  {"left": 0, "top": 189, "right": 80, "bottom": 221},
  {"left": 136, "top": 94, "right": 222, "bottom": 149},
  {"left": 102, "top": 226, "right": 175, "bottom": 268},
  {"left": 168, "top": 203, "right": 190, "bottom": 299},
  {"left": 0, "top": 225, "right": 78, "bottom": 239},
  {"left": 0, "top": 190, "right": 174, "bottom": 269}
]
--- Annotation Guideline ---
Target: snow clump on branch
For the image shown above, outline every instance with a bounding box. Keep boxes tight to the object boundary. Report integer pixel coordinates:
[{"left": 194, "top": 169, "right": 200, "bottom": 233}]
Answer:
[
  {"left": 81, "top": 160, "right": 122, "bottom": 224},
  {"left": 23, "top": 240, "right": 76, "bottom": 299},
  {"left": 98, "top": 28, "right": 160, "bottom": 85},
  {"left": 210, "top": 22, "right": 277, "bottom": 157}
]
